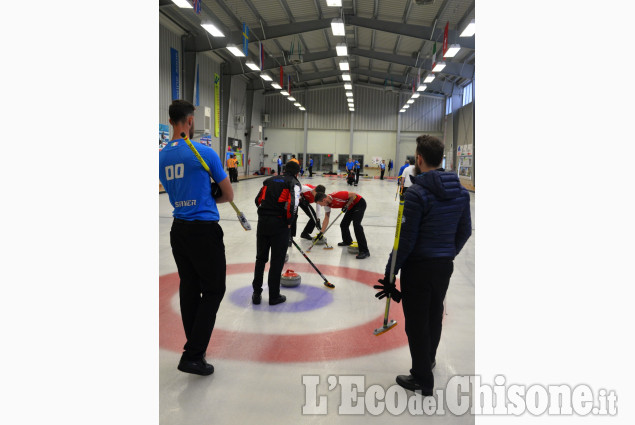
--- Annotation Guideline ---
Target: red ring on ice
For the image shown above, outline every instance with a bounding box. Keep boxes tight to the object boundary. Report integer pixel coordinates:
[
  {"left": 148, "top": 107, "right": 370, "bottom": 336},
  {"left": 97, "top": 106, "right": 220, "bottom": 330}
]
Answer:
[{"left": 160, "top": 263, "right": 407, "bottom": 362}]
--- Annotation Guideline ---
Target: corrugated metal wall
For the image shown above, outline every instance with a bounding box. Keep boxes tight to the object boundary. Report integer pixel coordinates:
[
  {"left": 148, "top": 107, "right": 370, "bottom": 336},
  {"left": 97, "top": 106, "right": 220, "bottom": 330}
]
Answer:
[
  {"left": 400, "top": 95, "right": 445, "bottom": 134},
  {"left": 264, "top": 86, "right": 444, "bottom": 132},
  {"left": 227, "top": 76, "right": 248, "bottom": 141},
  {"left": 159, "top": 24, "right": 182, "bottom": 133}
]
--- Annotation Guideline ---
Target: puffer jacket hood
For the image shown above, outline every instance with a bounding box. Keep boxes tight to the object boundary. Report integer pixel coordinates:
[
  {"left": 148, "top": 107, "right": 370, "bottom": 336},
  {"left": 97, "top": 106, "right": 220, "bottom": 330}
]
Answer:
[{"left": 413, "top": 169, "right": 463, "bottom": 200}]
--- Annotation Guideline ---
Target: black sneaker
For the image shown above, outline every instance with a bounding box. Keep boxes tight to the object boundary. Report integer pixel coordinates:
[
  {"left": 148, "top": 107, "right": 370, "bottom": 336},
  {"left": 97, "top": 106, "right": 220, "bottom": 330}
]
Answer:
[
  {"left": 395, "top": 375, "right": 432, "bottom": 396},
  {"left": 178, "top": 358, "right": 214, "bottom": 376},
  {"left": 269, "top": 295, "right": 287, "bottom": 305},
  {"left": 356, "top": 251, "right": 370, "bottom": 259},
  {"left": 300, "top": 233, "right": 312, "bottom": 240},
  {"left": 337, "top": 241, "right": 352, "bottom": 247},
  {"left": 252, "top": 292, "right": 262, "bottom": 305}
]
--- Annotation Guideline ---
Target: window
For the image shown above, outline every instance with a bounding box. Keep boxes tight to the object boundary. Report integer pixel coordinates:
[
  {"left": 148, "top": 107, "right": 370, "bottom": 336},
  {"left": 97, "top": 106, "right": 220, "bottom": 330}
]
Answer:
[
  {"left": 445, "top": 96, "right": 452, "bottom": 115},
  {"left": 462, "top": 82, "right": 473, "bottom": 106}
]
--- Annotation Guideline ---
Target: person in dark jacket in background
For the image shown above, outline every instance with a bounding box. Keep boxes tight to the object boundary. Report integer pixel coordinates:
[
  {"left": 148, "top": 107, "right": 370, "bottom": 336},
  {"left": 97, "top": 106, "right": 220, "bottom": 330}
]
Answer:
[
  {"left": 252, "top": 160, "right": 301, "bottom": 306},
  {"left": 374, "top": 135, "right": 472, "bottom": 395}
]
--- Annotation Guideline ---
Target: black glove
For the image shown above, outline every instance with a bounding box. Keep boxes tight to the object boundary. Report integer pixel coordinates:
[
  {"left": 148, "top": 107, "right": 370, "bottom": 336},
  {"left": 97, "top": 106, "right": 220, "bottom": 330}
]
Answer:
[
  {"left": 315, "top": 219, "right": 322, "bottom": 230},
  {"left": 341, "top": 205, "right": 349, "bottom": 213},
  {"left": 313, "top": 232, "right": 323, "bottom": 241},
  {"left": 211, "top": 182, "right": 222, "bottom": 199},
  {"left": 373, "top": 277, "right": 402, "bottom": 303}
]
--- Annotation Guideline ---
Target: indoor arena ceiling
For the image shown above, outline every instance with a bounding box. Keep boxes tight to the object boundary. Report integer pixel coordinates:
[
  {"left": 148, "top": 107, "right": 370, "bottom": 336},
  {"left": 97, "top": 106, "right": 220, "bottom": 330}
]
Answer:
[{"left": 159, "top": 0, "right": 475, "bottom": 97}]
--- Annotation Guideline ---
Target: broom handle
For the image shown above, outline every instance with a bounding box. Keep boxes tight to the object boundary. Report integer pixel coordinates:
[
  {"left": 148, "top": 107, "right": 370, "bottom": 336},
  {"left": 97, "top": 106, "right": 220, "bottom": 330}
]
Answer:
[{"left": 383, "top": 197, "right": 405, "bottom": 326}]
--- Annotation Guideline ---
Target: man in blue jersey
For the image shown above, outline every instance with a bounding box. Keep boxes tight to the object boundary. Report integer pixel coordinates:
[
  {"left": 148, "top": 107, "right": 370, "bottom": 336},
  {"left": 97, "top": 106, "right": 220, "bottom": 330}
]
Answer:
[
  {"left": 397, "top": 160, "right": 409, "bottom": 187},
  {"left": 277, "top": 155, "right": 283, "bottom": 175},
  {"left": 354, "top": 159, "right": 361, "bottom": 186},
  {"left": 380, "top": 160, "right": 386, "bottom": 180},
  {"left": 159, "top": 100, "right": 234, "bottom": 376},
  {"left": 308, "top": 156, "right": 314, "bottom": 177}
]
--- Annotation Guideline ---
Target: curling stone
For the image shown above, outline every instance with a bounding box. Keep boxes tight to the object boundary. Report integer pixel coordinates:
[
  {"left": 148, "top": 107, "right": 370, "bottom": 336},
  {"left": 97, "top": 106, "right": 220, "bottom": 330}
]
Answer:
[
  {"left": 347, "top": 241, "right": 359, "bottom": 254},
  {"left": 280, "top": 269, "right": 301, "bottom": 287}
]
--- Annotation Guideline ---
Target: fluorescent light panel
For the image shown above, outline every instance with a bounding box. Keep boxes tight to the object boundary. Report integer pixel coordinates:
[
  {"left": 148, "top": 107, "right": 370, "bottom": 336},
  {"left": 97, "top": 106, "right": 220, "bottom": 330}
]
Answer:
[
  {"left": 411, "top": 93, "right": 420, "bottom": 98},
  {"left": 403, "top": 104, "right": 410, "bottom": 109},
  {"left": 344, "top": 83, "right": 352, "bottom": 90},
  {"left": 460, "top": 19, "right": 475, "bottom": 37},
  {"left": 331, "top": 18, "right": 345, "bottom": 36},
  {"left": 432, "top": 61, "right": 446, "bottom": 72},
  {"left": 271, "top": 83, "right": 282, "bottom": 89},
  {"left": 299, "top": 107, "right": 306, "bottom": 111},
  {"left": 287, "top": 96, "right": 296, "bottom": 101},
  {"left": 407, "top": 99, "right": 414, "bottom": 104},
  {"left": 443, "top": 44, "right": 461, "bottom": 58},
  {"left": 342, "top": 73, "right": 351, "bottom": 81},
  {"left": 294, "top": 102, "right": 301, "bottom": 106},
  {"left": 423, "top": 74, "right": 435, "bottom": 83},
  {"left": 245, "top": 60, "right": 260, "bottom": 71},
  {"left": 400, "top": 109, "right": 405, "bottom": 113},
  {"left": 339, "top": 60, "right": 349, "bottom": 71},
  {"left": 227, "top": 44, "right": 245, "bottom": 57},
  {"left": 280, "top": 90, "right": 289, "bottom": 96},
  {"left": 336, "top": 43, "right": 348, "bottom": 56},
  {"left": 417, "top": 84, "right": 428, "bottom": 91},
  {"left": 260, "top": 73, "right": 272, "bottom": 81},
  {"left": 345, "top": 91, "right": 353, "bottom": 97},
  {"left": 326, "top": 0, "right": 342, "bottom": 6},
  {"left": 201, "top": 23, "right": 224, "bottom": 37},
  {"left": 171, "top": 0, "right": 192, "bottom": 8}
]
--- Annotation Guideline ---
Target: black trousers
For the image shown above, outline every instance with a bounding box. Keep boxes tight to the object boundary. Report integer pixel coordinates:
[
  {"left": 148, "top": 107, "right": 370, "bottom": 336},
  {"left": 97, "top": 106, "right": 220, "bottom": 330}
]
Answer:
[
  {"left": 300, "top": 202, "right": 318, "bottom": 236},
  {"left": 277, "top": 165, "right": 282, "bottom": 175},
  {"left": 228, "top": 167, "right": 238, "bottom": 182},
  {"left": 170, "top": 220, "right": 226, "bottom": 361},
  {"left": 355, "top": 168, "right": 360, "bottom": 184},
  {"left": 380, "top": 169, "right": 385, "bottom": 180},
  {"left": 400, "top": 258, "right": 454, "bottom": 390},
  {"left": 309, "top": 166, "right": 313, "bottom": 177},
  {"left": 252, "top": 224, "right": 289, "bottom": 298},
  {"left": 339, "top": 198, "right": 368, "bottom": 253}
]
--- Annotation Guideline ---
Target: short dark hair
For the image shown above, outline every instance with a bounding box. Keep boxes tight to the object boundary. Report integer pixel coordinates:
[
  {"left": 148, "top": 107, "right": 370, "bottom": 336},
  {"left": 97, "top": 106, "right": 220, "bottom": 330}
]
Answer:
[
  {"left": 169, "top": 100, "right": 195, "bottom": 124},
  {"left": 315, "top": 192, "right": 327, "bottom": 203},
  {"left": 315, "top": 184, "right": 326, "bottom": 193},
  {"left": 416, "top": 135, "right": 444, "bottom": 167},
  {"left": 284, "top": 160, "right": 300, "bottom": 176},
  {"left": 408, "top": 157, "right": 415, "bottom": 165}
]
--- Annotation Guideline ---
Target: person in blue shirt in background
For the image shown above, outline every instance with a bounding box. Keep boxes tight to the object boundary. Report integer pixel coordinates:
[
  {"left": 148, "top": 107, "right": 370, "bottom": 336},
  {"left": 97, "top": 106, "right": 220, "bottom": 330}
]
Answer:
[
  {"left": 308, "top": 156, "right": 314, "bottom": 177},
  {"left": 388, "top": 159, "right": 393, "bottom": 176},
  {"left": 397, "top": 160, "right": 409, "bottom": 186},
  {"left": 380, "top": 159, "right": 386, "bottom": 180},
  {"left": 159, "top": 100, "right": 234, "bottom": 377},
  {"left": 354, "top": 159, "right": 361, "bottom": 186},
  {"left": 277, "top": 155, "right": 283, "bottom": 175}
]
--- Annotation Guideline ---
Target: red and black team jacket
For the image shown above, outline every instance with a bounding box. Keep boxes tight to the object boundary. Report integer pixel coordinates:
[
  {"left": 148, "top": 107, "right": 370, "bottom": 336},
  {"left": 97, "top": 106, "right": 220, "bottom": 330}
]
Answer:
[{"left": 254, "top": 174, "right": 300, "bottom": 228}]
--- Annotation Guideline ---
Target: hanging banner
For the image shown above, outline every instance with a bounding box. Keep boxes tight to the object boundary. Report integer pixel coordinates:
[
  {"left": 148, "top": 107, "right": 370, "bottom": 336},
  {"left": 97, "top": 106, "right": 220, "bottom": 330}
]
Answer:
[
  {"left": 194, "top": 61, "right": 200, "bottom": 106},
  {"left": 443, "top": 22, "right": 449, "bottom": 55},
  {"left": 242, "top": 23, "right": 249, "bottom": 56},
  {"left": 214, "top": 73, "right": 220, "bottom": 137},
  {"left": 170, "top": 48, "right": 179, "bottom": 100}
]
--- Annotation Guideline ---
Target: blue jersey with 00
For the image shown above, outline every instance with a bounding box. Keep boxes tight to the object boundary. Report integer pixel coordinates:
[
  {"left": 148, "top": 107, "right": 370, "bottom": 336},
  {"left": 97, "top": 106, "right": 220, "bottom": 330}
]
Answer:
[{"left": 159, "top": 139, "right": 227, "bottom": 221}]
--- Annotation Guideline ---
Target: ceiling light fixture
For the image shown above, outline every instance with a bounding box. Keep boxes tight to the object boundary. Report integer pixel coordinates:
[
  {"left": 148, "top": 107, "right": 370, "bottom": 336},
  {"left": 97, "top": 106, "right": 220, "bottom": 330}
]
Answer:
[
  {"left": 271, "top": 83, "right": 282, "bottom": 89},
  {"left": 403, "top": 104, "right": 410, "bottom": 109},
  {"left": 339, "top": 60, "right": 349, "bottom": 71},
  {"left": 345, "top": 91, "right": 353, "bottom": 97},
  {"left": 226, "top": 44, "right": 245, "bottom": 57},
  {"left": 407, "top": 99, "right": 415, "bottom": 104},
  {"left": 288, "top": 96, "right": 296, "bottom": 101},
  {"left": 336, "top": 43, "right": 348, "bottom": 56},
  {"left": 411, "top": 93, "right": 420, "bottom": 98},
  {"left": 423, "top": 74, "right": 435, "bottom": 83},
  {"left": 201, "top": 23, "right": 224, "bottom": 37},
  {"left": 245, "top": 60, "right": 260, "bottom": 71},
  {"left": 344, "top": 83, "right": 352, "bottom": 90},
  {"left": 326, "top": 0, "right": 342, "bottom": 6},
  {"left": 342, "top": 73, "right": 351, "bottom": 81},
  {"left": 460, "top": 19, "right": 475, "bottom": 37},
  {"left": 331, "top": 18, "right": 345, "bottom": 36},
  {"left": 432, "top": 61, "right": 446, "bottom": 72},
  {"left": 260, "top": 73, "right": 272, "bottom": 81},
  {"left": 294, "top": 102, "right": 301, "bottom": 107},
  {"left": 443, "top": 44, "right": 461, "bottom": 58},
  {"left": 171, "top": 0, "right": 192, "bottom": 8},
  {"left": 280, "top": 90, "right": 290, "bottom": 96},
  {"left": 400, "top": 109, "right": 405, "bottom": 113},
  {"left": 299, "top": 106, "right": 306, "bottom": 111}
]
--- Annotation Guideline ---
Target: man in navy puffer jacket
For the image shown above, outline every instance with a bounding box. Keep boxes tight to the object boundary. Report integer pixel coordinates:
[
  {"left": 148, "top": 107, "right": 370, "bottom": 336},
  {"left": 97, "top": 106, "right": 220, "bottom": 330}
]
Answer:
[{"left": 375, "top": 135, "right": 472, "bottom": 395}]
